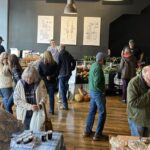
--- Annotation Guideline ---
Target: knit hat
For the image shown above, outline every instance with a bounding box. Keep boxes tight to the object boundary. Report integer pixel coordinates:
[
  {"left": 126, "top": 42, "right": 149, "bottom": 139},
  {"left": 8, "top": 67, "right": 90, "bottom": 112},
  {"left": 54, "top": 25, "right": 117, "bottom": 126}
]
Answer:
[{"left": 96, "top": 52, "right": 104, "bottom": 62}]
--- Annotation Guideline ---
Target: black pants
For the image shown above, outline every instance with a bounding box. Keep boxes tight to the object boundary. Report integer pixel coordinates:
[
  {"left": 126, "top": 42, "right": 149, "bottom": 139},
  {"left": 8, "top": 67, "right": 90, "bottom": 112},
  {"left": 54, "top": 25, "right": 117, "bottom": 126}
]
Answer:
[{"left": 24, "top": 111, "right": 33, "bottom": 130}]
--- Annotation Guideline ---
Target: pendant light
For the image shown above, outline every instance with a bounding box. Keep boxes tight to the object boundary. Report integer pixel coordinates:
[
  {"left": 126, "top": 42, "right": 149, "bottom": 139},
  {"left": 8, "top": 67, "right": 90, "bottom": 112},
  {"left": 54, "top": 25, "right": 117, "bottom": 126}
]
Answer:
[{"left": 64, "top": 0, "right": 77, "bottom": 15}]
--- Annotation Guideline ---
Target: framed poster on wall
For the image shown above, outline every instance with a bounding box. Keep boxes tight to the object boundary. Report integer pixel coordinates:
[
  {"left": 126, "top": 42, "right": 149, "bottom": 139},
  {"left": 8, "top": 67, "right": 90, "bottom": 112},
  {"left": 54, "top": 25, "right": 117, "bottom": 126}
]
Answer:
[
  {"left": 60, "top": 16, "right": 77, "bottom": 45},
  {"left": 83, "top": 17, "right": 101, "bottom": 46},
  {"left": 37, "top": 16, "right": 54, "bottom": 43}
]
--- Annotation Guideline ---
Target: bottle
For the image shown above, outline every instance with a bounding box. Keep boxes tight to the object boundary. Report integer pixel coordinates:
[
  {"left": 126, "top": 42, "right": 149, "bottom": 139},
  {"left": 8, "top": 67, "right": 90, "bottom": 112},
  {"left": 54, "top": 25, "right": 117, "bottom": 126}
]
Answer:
[{"left": 47, "top": 130, "right": 53, "bottom": 140}]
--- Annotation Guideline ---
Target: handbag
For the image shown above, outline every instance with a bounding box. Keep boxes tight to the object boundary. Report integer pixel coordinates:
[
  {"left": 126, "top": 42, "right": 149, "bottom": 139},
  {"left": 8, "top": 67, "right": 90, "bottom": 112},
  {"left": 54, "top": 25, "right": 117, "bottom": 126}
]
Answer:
[{"left": 43, "top": 102, "right": 53, "bottom": 131}]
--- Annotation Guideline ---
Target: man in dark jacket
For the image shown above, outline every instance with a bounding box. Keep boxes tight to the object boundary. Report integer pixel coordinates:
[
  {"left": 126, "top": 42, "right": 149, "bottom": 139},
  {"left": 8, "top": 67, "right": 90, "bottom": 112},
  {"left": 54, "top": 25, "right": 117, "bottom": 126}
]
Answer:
[
  {"left": 0, "top": 36, "right": 5, "bottom": 54},
  {"left": 127, "top": 65, "right": 150, "bottom": 136},
  {"left": 128, "top": 39, "right": 144, "bottom": 63},
  {"left": 58, "top": 44, "right": 76, "bottom": 110}
]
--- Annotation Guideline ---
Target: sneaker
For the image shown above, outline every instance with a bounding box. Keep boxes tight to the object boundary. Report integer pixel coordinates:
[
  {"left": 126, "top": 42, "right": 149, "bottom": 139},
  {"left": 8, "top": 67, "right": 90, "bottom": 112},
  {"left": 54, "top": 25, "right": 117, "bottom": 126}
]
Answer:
[
  {"left": 49, "top": 111, "right": 55, "bottom": 115},
  {"left": 59, "top": 105, "right": 68, "bottom": 110},
  {"left": 83, "top": 131, "right": 94, "bottom": 138},
  {"left": 122, "top": 99, "right": 126, "bottom": 103},
  {"left": 57, "top": 99, "right": 62, "bottom": 103},
  {"left": 93, "top": 134, "right": 108, "bottom": 141}
]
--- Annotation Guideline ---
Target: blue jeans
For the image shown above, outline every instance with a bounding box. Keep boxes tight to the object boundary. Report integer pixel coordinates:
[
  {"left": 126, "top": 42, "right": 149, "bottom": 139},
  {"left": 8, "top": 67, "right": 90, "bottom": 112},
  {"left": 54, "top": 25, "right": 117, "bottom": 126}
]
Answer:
[
  {"left": 0, "top": 88, "right": 14, "bottom": 113},
  {"left": 59, "top": 76, "right": 70, "bottom": 109},
  {"left": 128, "top": 118, "right": 150, "bottom": 137},
  {"left": 46, "top": 83, "right": 55, "bottom": 113},
  {"left": 85, "top": 91, "right": 106, "bottom": 136}
]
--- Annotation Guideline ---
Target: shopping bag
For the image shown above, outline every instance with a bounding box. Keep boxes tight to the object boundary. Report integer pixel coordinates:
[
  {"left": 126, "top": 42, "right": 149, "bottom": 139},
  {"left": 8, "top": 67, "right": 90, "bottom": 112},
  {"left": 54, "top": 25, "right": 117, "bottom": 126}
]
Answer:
[
  {"left": 114, "top": 73, "right": 123, "bottom": 86},
  {"left": 30, "top": 109, "right": 45, "bottom": 131}
]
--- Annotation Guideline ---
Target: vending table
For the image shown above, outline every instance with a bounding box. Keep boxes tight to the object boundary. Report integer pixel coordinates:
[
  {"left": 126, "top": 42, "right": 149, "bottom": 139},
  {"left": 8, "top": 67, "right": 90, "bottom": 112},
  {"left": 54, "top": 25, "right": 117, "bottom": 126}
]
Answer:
[{"left": 10, "top": 131, "right": 66, "bottom": 150}]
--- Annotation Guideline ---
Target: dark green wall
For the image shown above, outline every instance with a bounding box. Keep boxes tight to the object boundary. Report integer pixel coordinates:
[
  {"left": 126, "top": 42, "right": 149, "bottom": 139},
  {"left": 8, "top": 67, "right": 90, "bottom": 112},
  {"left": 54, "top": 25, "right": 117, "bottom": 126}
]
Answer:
[{"left": 8, "top": 0, "right": 150, "bottom": 59}]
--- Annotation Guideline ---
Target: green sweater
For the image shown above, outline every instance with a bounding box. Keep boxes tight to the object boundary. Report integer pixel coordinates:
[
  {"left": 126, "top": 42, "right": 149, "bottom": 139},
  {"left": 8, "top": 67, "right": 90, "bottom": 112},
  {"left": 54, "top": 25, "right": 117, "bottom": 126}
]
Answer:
[
  {"left": 127, "top": 74, "right": 150, "bottom": 127},
  {"left": 89, "top": 62, "right": 105, "bottom": 92}
]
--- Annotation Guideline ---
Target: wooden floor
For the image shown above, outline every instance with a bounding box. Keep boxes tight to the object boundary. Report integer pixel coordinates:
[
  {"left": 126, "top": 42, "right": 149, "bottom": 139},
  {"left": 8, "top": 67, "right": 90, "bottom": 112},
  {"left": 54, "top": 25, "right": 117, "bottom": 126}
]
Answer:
[{"left": 49, "top": 96, "right": 130, "bottom": 150}]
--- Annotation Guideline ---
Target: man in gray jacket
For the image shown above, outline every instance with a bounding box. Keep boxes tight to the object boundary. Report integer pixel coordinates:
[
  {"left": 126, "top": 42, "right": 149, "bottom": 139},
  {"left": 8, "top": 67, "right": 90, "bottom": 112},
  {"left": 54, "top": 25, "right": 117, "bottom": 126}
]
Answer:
[{"left": 127, "top": 65, "right": 150, "bottom": 136}]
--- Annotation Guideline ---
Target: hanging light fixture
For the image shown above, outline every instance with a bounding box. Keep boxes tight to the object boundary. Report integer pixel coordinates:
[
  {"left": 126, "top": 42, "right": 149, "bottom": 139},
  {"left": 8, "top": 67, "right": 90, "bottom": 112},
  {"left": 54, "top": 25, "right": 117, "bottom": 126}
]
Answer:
[{"left": 64, "top": 0, "right": 77, "bottom": 15}]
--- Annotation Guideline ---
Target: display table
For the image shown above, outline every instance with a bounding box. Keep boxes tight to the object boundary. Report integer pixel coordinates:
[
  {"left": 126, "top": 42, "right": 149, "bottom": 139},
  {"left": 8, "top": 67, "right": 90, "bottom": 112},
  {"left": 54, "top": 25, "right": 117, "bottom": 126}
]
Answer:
[
  {"left": 10, "top": 131, "right": 66, "bottom": 150},
  {"left": 109, "top": 135, "right": 150, "bottom": 150}
]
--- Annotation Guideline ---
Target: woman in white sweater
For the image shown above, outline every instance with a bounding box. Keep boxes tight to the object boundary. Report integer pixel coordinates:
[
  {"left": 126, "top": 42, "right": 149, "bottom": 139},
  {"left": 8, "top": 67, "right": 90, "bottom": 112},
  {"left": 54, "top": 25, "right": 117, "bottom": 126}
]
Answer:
[
  {"left": 0, "top": 52, "right": 14, "bottom": 113},
  {"left": 14, "top": 66, "right": 48, "bottom": 129}
]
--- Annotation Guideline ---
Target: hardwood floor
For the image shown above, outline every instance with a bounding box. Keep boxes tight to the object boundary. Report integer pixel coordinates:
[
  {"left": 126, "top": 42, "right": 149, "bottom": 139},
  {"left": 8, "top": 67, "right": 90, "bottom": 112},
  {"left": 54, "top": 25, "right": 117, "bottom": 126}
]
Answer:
[{"left": 50, "top": 96, "right": 130, "bottom": 150}]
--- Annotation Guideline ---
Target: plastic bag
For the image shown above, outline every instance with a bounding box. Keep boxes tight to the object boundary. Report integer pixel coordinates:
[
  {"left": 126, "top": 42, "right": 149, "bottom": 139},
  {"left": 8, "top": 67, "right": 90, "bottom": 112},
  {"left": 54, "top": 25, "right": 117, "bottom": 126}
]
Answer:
[
  {"left": 114, "top": 73, "right": 123, "bottom": 86},
  {"left": 30, "top": 109, "right": 45, "bottom": 131}
]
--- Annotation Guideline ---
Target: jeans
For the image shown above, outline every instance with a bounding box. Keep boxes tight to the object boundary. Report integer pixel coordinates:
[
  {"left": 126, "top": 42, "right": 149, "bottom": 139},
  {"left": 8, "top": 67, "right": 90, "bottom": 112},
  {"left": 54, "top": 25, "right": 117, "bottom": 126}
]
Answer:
[
  {"left": 85, "top": 91, "right": 106, "bottom": 136},
  {"left": 46, "top": 83, "right": 55, "bottom": 113},
  {"left": 0, "top": 88, "right": 14, "bottom": 113},
  {"left": 128, "top": 118, "right": 150, "bottom": 137},
  {"left": 59, "top": 76, "right": 70, "bottom": 109}
]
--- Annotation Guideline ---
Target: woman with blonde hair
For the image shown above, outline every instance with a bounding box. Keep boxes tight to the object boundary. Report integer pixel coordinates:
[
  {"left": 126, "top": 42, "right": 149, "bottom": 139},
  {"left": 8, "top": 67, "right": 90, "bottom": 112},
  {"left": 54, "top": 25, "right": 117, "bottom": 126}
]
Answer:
[
  {"left": 0, "top": 52, "right": 14, "bottom": 113},
  {"left": 38, "top": 51, "right": 58, "bottom": 115},
  {"left": 14, "top": 66, "right": 47, "bottom": 129}
]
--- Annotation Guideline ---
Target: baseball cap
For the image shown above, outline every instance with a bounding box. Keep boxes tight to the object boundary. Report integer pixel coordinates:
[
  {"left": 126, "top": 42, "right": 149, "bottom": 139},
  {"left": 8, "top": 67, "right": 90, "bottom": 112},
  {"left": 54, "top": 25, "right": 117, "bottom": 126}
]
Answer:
[
  {"left": 96, "top": 52, "right": 105, "bottom": 62},
  {"left": 0, "top": 36, "right": 4, "bottom": 41}
]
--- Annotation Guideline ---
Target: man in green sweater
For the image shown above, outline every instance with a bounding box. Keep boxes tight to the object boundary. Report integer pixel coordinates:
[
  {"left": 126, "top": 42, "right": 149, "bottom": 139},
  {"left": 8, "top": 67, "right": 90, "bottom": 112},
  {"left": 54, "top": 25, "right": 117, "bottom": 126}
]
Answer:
[
  {"left": 83, "top": 52, "right": 106, "bottom": 141},
  {"left": 127, "top": 65, "right": 150, "bottom": 136}
]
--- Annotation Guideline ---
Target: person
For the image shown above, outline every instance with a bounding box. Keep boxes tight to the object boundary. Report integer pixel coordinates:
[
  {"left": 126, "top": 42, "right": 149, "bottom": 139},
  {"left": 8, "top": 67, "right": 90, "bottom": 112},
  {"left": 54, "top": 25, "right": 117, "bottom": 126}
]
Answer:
[
  {"left": 119, "top": 46, "right": 137, "bottom": 103},
  {"left": 127, "top": 65, "right": 150, "bottom": 137},
  {"left": 38, "top": 51, "right": 58, "bottom": 115},
  {"left": 8, "top": 54, "right": 23, "bottom": 85},
  {"left": 83, "top": 52, "right": 106, "bottom": 141},
  {"left": 0, "top": 109, "right": 24, "bottom": 149},
  {"left": 0, "top": 52, "right": 14, "bottom": 113},
  {"left": 0, "top": 36, "right": 5, "bottom": 54},
  {"left": 58, "top": 44, "right": 76, "bottom": 110},
  {"left": 13, "top": 66, "right": 47, "bottom": 129},
  {"left": 128, "top": 39, "right": 144, "bottom": 63},
  {"left": 47, "top": 39, "right": 59, "bottom": 64}
]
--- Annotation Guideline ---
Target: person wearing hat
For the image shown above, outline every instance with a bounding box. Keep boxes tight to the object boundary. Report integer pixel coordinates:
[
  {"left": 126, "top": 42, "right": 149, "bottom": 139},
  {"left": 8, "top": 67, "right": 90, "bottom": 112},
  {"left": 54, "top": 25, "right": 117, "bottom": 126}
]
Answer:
[
  {"left": 83, "top": 52, "right": 106, "bottom": 141},
  {"left": 128, "top": 39, "right": 144, "bottom": 63},
  {"left": 0, "top": 36, "right": 5, "bottom": 54}
]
